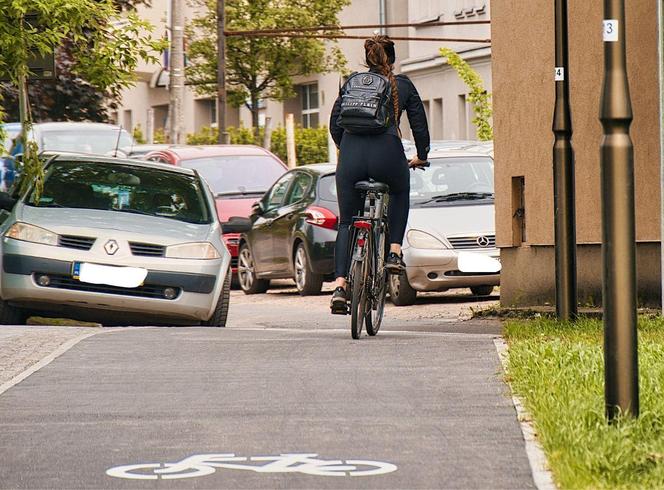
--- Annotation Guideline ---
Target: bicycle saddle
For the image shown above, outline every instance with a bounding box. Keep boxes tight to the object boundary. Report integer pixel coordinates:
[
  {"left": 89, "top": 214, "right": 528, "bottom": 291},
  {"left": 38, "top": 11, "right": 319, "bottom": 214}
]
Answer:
[{"left": 354, "top": 180, "right": 390, "bottom": 193}]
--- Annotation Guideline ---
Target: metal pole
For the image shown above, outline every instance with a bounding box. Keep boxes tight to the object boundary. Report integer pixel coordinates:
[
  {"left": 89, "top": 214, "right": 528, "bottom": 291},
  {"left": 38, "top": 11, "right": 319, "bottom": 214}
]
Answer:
[
  {"left": 379, "top": 0, "right": 386, "bottom": 35},
  {"left": 169, "top": 0, "right": 185, "bottom": 144},
  {"left": 600, "top": 0, "right": 639, "bottom": 420},
  {"left": 552, "top": 0, "right": 577, "bottom": 321},
  {"left": 216, "top": 0, "right": 229, "bottom": 144},
  {"left": 658, "top": 0, "right": 664, "bottom": 314}
]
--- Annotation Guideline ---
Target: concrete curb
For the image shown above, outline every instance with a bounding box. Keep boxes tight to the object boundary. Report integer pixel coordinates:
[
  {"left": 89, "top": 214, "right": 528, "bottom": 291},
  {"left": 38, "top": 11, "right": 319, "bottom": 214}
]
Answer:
[
  {"left": 0, "top": 330, "right": 99, "bottom": 397},
  {"left": 494, "top": 337, "right": 557, "bottom": 490}
]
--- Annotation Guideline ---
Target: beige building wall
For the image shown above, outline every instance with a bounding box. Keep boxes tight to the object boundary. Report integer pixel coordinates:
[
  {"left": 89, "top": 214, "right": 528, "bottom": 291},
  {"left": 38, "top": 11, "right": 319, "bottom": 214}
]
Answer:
[
  {"left": 115, "top": 0, "right": 494, "bottom": 154},
  {"left": 492, "top": 1, "right": 661, "bottom": 307}
]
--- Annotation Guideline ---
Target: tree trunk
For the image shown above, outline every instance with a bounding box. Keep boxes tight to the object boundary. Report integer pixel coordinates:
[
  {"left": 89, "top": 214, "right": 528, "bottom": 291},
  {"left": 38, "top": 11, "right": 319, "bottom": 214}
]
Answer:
[{"left": 250, "top": 92, "right": 260, "bottom": 143}]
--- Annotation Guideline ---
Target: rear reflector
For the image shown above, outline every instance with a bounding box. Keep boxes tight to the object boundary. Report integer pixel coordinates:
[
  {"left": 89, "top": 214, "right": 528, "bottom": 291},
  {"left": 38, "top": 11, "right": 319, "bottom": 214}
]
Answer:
[
  {"left": 353, "top": 220, "right": 372, "bottom": 230},
  {"left": 305, "top": 206, "right": 338, "bottom": 230}
]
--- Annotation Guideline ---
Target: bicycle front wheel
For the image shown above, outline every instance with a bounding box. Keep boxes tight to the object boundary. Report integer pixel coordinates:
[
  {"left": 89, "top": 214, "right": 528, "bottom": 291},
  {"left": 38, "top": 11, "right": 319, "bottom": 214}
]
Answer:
[
  {"left": 365, "top": 269, "right": 386, "bottom": 336},
  {"left": 350, "top": 258, "right": 367, "bottom": 340}
]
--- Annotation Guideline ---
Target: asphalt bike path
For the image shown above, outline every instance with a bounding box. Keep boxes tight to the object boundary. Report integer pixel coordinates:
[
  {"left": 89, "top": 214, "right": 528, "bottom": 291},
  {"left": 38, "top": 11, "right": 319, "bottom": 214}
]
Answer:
[{"left": 0, "top": 325, "right": 535, "bottom": 489}]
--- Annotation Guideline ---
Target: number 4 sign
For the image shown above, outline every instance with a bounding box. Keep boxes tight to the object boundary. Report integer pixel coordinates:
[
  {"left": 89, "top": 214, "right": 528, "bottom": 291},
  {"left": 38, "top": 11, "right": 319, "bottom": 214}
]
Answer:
[{"left": 603, "top": 19, "right": 618, "bottom": 42}]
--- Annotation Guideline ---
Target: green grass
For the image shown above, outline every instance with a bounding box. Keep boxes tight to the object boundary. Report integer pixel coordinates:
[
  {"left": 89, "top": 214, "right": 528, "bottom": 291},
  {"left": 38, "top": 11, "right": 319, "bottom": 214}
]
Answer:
[{"left": 504, "top": 316, "right": 664, "bottom": 489}]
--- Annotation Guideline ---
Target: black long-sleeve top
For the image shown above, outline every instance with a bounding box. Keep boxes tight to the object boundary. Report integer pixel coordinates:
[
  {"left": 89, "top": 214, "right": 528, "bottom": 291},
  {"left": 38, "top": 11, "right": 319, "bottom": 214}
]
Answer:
[{"left": 330, "top": 73, "right": 431, "bottom": 161}]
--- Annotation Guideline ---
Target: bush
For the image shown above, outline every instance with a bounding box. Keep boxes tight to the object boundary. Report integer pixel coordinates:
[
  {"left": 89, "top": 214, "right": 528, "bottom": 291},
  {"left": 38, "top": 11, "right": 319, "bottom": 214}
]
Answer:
[
  {"left": 153, "top": 128, "right": 167, "bottom": 144},
  {"left": 186, "top": 125, "right": 330, "bottom": 166},
  {"left": 270, "top": 125, "right": 329, "bottom": 166},
  {"left": 132, "top": 125, "right": 147, "bottom": 144},
  {"left": 186, "top": 125, "right": 264, "bottom": 145}
]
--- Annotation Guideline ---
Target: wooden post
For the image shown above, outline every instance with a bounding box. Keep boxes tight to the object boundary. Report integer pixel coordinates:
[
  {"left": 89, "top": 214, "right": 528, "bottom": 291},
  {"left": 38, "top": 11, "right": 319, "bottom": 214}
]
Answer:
[{"left": 285, "top": 113, "right": 296, "bottom": 168}]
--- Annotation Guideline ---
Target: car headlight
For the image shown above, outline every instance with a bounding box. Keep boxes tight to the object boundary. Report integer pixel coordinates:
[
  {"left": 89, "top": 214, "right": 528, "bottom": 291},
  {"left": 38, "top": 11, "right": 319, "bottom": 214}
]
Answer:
[
  {"left": 165, "top": 242, "right": 220, "bottom": 259},
  {"left": 406, "top": 229, "right": 448, "bottom": 249},
  {"left": 5, "top": 223, "right": 59, "bottom": 246}
]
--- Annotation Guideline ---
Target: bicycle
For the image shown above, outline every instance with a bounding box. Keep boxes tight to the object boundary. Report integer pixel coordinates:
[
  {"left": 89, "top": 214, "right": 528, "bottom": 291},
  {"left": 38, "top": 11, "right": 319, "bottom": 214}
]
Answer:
[{"left": 345, "top": 163, "right": 428, "bottom": 339}]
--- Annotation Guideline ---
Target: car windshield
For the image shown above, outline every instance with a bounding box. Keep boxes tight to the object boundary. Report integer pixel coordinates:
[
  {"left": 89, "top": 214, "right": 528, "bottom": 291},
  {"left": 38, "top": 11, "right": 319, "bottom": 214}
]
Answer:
[
  {"left": 27, "top": 161, "right": 212, "bottom": 224},
  {"left": 410, "top": 156, "right": 494, "bottom": 207},
  {"left": 180, "top": 155, "right": 284, "bottom": 195},
  {"left": 40, "top": 129, "right": 133, "bottom": 155}
]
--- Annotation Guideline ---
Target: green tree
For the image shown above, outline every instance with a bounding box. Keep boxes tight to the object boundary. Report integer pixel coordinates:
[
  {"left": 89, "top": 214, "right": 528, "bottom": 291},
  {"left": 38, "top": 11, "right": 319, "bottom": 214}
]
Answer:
[
  {"left": 186, "top": 0, "right": 349, "bottom": 137},
  {"left": 0, "top": 0, "right": 165, "bottom": 194},
  {"left": 439, "top": 47, "right": 493, "bottom": 141}
]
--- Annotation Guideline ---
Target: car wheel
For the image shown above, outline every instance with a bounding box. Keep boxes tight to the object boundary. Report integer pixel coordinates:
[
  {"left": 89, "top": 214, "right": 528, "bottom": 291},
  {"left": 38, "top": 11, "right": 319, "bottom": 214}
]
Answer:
[
  {"left": 0, "top": 298, "right": 27, "bottom": 325},
  {"left": 294, "top": 243, "right": 323, "bottom": 296},
  {"left": 202, "top": 268, "right": 231, "bottom": 327},
  {"left": 471, "top": 285, "right": 494, "bottom": 297},
  {"left": 238, "top": 243, "right": 269, "bottom": 294},
  {"left": 388, "top": 272, "right": 417, "bottom": 306}
]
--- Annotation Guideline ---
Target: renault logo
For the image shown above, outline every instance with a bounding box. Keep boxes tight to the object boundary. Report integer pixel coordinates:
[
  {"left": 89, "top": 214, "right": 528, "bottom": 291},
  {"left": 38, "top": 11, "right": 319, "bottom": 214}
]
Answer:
[
  {"left": 476, "top": 236, "right": 491, "bottom": 248},
  {"left": 104, "top": 239, "right": 119, "bottom": 255}
]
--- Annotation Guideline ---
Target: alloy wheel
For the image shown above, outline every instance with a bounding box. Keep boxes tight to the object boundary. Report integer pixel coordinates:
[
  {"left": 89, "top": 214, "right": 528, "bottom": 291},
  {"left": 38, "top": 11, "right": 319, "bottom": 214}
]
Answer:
[
  {"left": 294, "top": 246, "right": 307, "bottom": 291},
  {"left": 238, "top": 247, "right": 255, "bottom": 290}
]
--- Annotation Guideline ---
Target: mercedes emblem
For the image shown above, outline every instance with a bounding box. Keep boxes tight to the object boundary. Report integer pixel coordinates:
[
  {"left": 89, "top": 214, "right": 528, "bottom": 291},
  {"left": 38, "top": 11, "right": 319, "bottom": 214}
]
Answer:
[{"left": 476, "top": 236, "right": 491, "bottom": 248}]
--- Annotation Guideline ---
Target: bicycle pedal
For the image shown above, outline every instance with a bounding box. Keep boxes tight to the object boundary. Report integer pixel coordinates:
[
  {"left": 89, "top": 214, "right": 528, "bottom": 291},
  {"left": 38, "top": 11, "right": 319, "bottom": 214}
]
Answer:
[{"left": 330, "top": 302, "right": 349, "bottom": 315}]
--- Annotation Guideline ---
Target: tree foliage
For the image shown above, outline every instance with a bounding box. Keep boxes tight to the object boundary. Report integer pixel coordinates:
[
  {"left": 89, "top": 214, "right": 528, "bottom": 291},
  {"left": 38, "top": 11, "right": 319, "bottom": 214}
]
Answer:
[
  {"left": 186, "top": 0, "right": 349, "bottom": 133},
  {"left": 440, "top": 47, "right": 493, "bottom": 141},
  {"left": 0, "top": 0, "right": 165, "bottom": 196}
]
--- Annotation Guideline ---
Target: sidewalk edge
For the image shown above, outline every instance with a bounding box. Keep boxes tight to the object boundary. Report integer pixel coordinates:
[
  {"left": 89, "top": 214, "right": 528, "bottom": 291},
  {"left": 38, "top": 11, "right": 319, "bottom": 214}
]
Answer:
[
  {"left": 493, "top": 337, "right": 557, "bottom": 490},
  {"left": 0, "top": 331, "right": 99, "bottom": 396}
]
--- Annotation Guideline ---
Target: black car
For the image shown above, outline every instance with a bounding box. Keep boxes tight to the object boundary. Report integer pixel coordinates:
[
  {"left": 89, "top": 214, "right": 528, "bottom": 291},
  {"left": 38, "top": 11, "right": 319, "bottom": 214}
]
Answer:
[{"left": 238, "top": 164, "right": 338, "bottom": 295}]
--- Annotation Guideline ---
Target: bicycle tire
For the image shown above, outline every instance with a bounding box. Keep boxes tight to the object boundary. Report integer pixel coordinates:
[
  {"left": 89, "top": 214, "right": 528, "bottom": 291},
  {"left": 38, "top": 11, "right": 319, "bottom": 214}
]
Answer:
[
  {"left": 366, "top": 225, "right": 387, "bottom": 336},
  {"left": 350, "top": 257, "right": 367, "bottom": 340}
]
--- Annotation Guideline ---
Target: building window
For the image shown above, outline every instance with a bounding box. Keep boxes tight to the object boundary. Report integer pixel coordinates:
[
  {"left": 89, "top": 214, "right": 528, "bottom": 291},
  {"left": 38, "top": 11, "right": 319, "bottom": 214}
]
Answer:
[
  {"left": 210, "top": 99, "right": 217, "bottom": 125},
  {"left": 512, "top": 176, "right": 526, "bottom": 245},
  {"left": 301, "top": 83, "right": 319, "bottom": 128}
]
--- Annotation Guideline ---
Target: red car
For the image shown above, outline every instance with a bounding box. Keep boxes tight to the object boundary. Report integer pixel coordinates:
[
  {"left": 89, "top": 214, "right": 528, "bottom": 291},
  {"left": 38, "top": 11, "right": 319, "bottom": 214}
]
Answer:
[{"left": 144, "top": 145, "right": 287, "bottom": 278}]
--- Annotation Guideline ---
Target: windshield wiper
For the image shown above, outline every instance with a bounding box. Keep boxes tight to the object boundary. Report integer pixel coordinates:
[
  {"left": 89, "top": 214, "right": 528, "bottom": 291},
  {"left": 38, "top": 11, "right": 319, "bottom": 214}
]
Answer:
[
  {"left": 419, "top": 192, "right": 494, "bottom": 205},
  {"left": 111, "top": 208, "right": 153, "bottom": 216},
  {"left": 215, "top": 189, "right": 266, "bottom": 197},
  {"left": 35, "top": 202, "right": 64, "bottom": 208}
]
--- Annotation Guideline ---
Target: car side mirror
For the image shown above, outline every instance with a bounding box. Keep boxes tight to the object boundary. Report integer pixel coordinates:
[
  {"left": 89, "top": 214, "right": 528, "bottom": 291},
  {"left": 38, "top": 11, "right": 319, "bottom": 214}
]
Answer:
[
  {"left": 221, "top": 216, "right": 253, "bottom": 234},
  {"left": 251, "top": 200, "right": 265, "bottom": 216},
  {"left": 0, "top": 191, "right": 17, "bottom": 211}
]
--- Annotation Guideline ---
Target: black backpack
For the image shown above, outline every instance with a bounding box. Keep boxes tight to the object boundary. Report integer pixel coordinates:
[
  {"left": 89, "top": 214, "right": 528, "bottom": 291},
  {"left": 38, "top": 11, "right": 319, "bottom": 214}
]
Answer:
[{"left": 336, "top": 71, "right": 394, "bottom": 134}]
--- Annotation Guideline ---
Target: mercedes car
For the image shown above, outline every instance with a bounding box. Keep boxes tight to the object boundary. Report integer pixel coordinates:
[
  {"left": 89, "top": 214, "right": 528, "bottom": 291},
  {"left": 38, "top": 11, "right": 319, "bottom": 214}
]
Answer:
[
  {"left": 388, "top": 146, "right": 500, "bottom": 306},
  {"left": 0, "top": 154, "right": 232, "bottom": 325}
]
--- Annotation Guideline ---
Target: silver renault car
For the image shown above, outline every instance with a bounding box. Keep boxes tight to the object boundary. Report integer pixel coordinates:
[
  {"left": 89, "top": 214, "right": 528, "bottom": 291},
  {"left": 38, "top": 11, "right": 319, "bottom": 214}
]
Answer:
[
  {"left": 389, "top": 146, "right": 500, "bottom": 306},
  {"left": 0, "top": 154, "right": 232, "bottom": 325}
]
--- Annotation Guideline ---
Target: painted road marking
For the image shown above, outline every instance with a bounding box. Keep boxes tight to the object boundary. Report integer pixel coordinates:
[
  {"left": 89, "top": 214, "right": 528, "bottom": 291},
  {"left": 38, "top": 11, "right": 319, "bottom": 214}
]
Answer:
[{"left": 106, "top": 453, "right": 398, "bottom": 479}]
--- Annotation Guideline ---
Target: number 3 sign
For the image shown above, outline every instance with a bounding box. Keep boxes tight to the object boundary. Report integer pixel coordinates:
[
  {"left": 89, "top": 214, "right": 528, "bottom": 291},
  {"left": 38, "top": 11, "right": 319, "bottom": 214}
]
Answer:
[{"left": 603, "top": 19, "right": 618, "bottom": 42}]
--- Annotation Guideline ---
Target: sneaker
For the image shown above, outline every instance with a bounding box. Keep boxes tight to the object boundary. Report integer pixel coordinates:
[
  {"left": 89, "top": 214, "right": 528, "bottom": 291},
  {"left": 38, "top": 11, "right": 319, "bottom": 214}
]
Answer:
[
  {"left": 385, "top": 252, "right": 405, "bottom": 273},
  {"left": 330, "top": 287, "right": 348, "bottom": 315}
]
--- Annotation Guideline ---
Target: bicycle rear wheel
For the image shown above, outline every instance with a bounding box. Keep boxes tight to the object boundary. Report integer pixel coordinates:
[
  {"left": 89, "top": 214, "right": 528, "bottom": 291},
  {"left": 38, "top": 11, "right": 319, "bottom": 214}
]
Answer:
[{"left": 350, "top": 257, "right": 368, "bottom": 340}]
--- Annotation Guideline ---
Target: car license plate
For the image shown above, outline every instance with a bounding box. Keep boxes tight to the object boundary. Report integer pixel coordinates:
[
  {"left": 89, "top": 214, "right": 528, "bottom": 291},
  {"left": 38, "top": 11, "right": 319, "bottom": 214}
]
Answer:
[
  {"left": 72, "top": 262, "right": 148, "bottom": 288},
  {"left": 458, "top": 252, "right": 502, "bottom": 274}
]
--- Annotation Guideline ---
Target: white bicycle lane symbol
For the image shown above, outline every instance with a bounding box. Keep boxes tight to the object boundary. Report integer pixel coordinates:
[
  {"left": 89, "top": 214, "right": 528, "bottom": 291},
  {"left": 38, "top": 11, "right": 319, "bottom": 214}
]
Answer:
[{"left": 106, "top": 453, "right": 398, "bottom": 480}]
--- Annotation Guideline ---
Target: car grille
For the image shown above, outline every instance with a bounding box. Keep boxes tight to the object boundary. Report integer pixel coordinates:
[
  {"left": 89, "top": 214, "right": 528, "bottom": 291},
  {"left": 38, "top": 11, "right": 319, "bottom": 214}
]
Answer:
[
  {"left": 33, "top": 273, "right": 180, "bottom": 300},
  {"left": 129, "top": 242, "right": 166, "bottom": 257},
  {"left": 447, "top": 235, "right": 496, "bottom": 249},
  {"left": 59, "top": 235, "right": 96, "bottom": 251}
]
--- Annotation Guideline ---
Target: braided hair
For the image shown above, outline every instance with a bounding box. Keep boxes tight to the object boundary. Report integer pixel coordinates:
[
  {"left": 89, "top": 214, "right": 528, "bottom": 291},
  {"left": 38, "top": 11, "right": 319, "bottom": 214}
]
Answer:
[{"left": 365, "top": 35, "right": 400, "bottom": 134}]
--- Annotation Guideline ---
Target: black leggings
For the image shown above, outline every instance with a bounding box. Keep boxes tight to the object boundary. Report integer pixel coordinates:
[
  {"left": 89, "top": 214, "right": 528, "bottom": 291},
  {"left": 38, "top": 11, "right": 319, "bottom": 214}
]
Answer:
[{"left": 335, "top": 133, "right": 410, "bottom": 278}]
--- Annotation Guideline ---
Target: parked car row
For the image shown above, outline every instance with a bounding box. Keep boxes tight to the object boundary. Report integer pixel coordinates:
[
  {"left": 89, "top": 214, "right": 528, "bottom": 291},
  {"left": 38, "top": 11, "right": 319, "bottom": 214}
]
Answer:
[
  {"left": 231, "top": 146, "right": 500, "bottom": 306},
  {"left": 0, "top": 123, "right": 499, "bottom": 324}
]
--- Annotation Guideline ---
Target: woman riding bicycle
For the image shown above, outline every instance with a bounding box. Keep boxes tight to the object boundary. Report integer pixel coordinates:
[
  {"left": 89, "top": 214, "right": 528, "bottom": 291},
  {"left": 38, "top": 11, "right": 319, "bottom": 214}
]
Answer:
[{"left": 329, "top": 34, "right": 430, "bottom": 312}]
